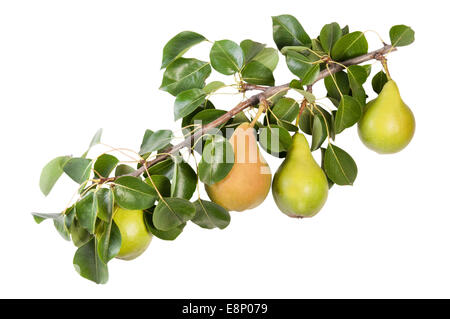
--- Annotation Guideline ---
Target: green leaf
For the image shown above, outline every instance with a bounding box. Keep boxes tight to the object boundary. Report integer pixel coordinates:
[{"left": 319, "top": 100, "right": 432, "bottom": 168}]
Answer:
[
  {"left": 241, "top": 61, "right": 275, "bottom": 86},
  {"left": 324, "top": 144, "right": 357, "bottom": 185},
  {"left": 113, "top": 176, "right": 157, "bottom": 210},
  {"left": 146, "top": 158, "right": 174, "bottom": 178},
  {"left": 228, "top": 111, "right": 250, "bottom": 128},
  {"left": 160, "top": 58, "right": 211, "bottom": 96},
  {"left": 89, "top": 128, "right": 103, "bottom": 149},
  {"left": 324, "top": 71, "right": 350, "bottom": 101},
  {"left": 290, "top": 86, "right": 316, "bottom": 103},
  {"left": 320, "top": 22, "right": 342, "bottom": 53},
  {"left": 192, "top": 109, "right": 228, "bottom": 127},
  {"left": 342, "top": 25, "right": 349, "bottom": 35},
  {"left": 252, "top": 48, "right": 279, "bottom": 71},
  {"left": 272, "top": 15, "right": 311, "bottom": 50},
  {"left": 63, "top": 158, "right": 92, "bottom": 184},
  {"left": 311, "top": 39, "right": 326, "bottom": 55},
  {"left": 82, "top": 128, "right": 103, "bottom": 157},
  {"left": 277, "top": 119, "right": 299, "bottom": 132},
  {"left": 390, "top": 25, "right": 415, "bottom": 47},
  {"left": 203, "top": 81, "right": 226, "bottom": 94},
  {"left": 171, "top": 162, "right": 197, "bottom": 200},
  {"left": 329, "top": 110, "right": 336, "bottom": 141},
  {"left": 198, "top": 135, "right": 234, "bottom": 185},
  {"left": 73, "top": 238, "right": 108, "bottom": 284},
  {"left": 161, "top": 31, "right": 207, "bottom": 69},
  {"left": 347, "top": 65, "right": 368, "bottom": 106},
  {"left": 31, "top": 212, "right": 71, "bottom": 240},
  {"left": 181, "top": 100, "right": 215, "bottom": 135},
  {"left": 153, "top": 198, "right": 196, "bottom": 231},
  {"left": 266, "top": 82, "right": 289, "bottom": 104},
  {"left": 334, "top": 95, "right": 362, "bottom": 134},
  {"left": 210, "top": 40, "right": 244, "bottom": 75},
  {"left": 320, "top": 147, "right": 334, "bottom": 189},
  {"left": 31, "top": 212, "right": 60, "bottom": 224},
  {"left": 145, "top": 175, "right": 171, "bottom": 197},
  {"left": 65, "top": 206, "right": 76, "bottom": 229},
  {"left": 192, "top": 199, "right": 230, "bottom": 229},
  {"left": 289, "top": 79, "right": 302, "bottom": 89},
  {"left": 372, "top": 71, "right": 388, "bottom": 94},
  {"left": 269, "top": 97, "right": 299, "bottom": 123},
  {"left": 347, "top": 65, "right": 369, "bottom": 85},
  {"left": 96, "top": 188, "right": 114, "bottom": 222},
  {"left": 362, "top": 64, "right": 372, "bottom": 77},
  {"left": 285, "top": 51, "right": 320, "bottom": 85},
  {"left": 311, "top": 115, "right": 327, "bottom": 151},
  {"left": 259, "top": 125, "right": 292, "bottom": 155},
  {"left": 331, "top": 31, "right": 368, "bottom": 61},
  {"left": 144, "top": 211, "right": 185, "bottom": 241},
  {"left": 139, "top": 130, "right": 153, "bottom": 155},
  {"left": 76, "top": 192, "right": 97, "bottom": 234},
  {"left": 280, "top": 45, "right": 310, "bottom": 55},
  {"left": 93, "top": 154, "right": 119, "bottom": 178},
  {"left": 54, "top": 214, "right": 71, "bottom": 240},
  {"left": 115, "top": 164, "right": 135, "bottom": 177},
  {"left": 299, "top": 105, "right": 332, "bottom": 136},
  {"left": 70, "top": 219, "right": 92, "bottom": 247},
  {"left": 174, "top": 88, "right": 206, "bottom": 121},
  {"left": 327, "top": 96, "right": 340, "bottom": 108},
  {"left": 138, "top": 129, "right": 173, "bottom": 155},
  {"left": 240, "top": 39, "right": 266, "bottom": 64},
  {"left": 39, "top": 156, "right": 71, "bottom": 196},
  {"left": 98, "top": 220, "right": 121, "bottom": 264}
]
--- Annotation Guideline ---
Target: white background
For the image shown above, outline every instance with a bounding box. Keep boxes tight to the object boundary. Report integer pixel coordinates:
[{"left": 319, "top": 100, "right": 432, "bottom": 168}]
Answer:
[{"left": 1, "top": 0, "right": 448, "bottom": 298}]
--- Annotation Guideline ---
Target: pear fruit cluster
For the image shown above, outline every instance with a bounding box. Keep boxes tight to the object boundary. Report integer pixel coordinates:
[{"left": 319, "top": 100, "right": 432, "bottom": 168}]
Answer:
[
  {"left": 205, "top": 122, "right": 272, "bottom": 212},
  {"left": 358, "top": 80, "right": 415, "bottom": 154},
  {"left": 205, "top": 78, "right": 415, "bottom": 218}
]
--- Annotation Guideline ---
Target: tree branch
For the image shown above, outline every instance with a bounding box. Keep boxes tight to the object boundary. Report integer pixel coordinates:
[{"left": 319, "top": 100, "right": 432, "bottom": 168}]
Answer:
[{"left": 124, "top": 44, "right": 396, "bottom": 180}]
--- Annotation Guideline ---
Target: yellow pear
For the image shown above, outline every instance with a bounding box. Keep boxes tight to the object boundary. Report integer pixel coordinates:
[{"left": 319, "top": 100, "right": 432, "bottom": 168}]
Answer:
[
  {"left": 272, "top": 133, "right": 328, "bottom": 218},
  {"left": 358, "top": 80, "right": 415, "bottom": 154},
  {"left": 205, "top": 122, "right": 272, "bottom": 211},
  {"left": 113, "top": 207, "right": 152, "bottom": 261}
]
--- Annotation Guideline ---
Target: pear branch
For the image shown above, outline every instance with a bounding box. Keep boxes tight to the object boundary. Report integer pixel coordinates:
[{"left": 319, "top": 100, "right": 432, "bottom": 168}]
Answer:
[{"left": 120, "top": 44, "right": 396, "bottom": 180}]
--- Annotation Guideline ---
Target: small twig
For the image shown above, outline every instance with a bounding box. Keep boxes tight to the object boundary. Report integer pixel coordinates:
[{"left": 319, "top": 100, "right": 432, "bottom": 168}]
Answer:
[
  {"left": 241, "top": 83, "right": 269, "bottom": 91},
  {"left": 375, "top": 54, "right": 392, "bottom": 80},
  {"left": 295, "top": 99, "right": 308, "bottom": 127}
]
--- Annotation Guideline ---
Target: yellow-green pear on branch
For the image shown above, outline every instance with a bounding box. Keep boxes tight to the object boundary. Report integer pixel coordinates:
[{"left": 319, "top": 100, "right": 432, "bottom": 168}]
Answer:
[
  {"left": 272, "top": 133, "right": 328, "bottom": 218},
  {"left": 205, "top": 122, "right": 272, "bottom": 212},
  {"left": 113, "top": 207, "right": 152, "bottom": 261},
  {"left": 358, "top": 80, "right": 415, "bottom": 154}
]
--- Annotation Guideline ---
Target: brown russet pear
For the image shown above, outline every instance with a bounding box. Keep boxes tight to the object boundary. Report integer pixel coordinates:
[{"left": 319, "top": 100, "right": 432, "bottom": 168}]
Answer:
[
  {"left": 358, "top": 79, "right": 415, "bottom": 154},
  {"left": 272, "top": 133, "right": 328, "bottom": 218},
  {"left": 205, "top": 122, "right": 272, "bottom": 212}
]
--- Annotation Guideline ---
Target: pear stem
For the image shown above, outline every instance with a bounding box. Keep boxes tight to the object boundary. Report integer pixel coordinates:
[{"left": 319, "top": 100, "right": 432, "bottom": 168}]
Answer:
[
  {"left": 250, "top": 98, "right": 269, "bottom": 128},
  {"left": 107, "top": 44, "right": 397, "bottom": 181},
  {"left": 381, "top": 57, "right": 392, "bottom": 80},
  {"left": 295, "top": 86, "right": 312, "bottom": 126}
]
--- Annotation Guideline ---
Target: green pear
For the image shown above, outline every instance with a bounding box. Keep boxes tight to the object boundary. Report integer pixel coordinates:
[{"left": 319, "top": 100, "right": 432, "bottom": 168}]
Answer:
[
  {"left": 358, "top": 80, "right": 415, "bottom": 154},
  {"left": 272, "top": 133, "right": 328, "bottom": 218},
  {"left": 113, "top": 207, "right": 152, "bottom": 261}
]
